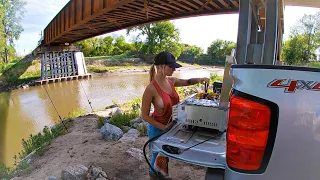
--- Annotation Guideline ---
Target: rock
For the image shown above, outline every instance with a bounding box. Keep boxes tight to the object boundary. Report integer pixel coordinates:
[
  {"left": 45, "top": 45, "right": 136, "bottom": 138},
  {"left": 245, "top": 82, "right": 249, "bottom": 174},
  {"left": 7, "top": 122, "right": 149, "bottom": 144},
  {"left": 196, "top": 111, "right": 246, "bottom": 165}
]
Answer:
[
  {"left": 133, "top": 122, "right": 148, "bottom": 136},
  {"left": 122, "top": 126, "right": 131, "bottom": 132},
  {"left": 22, "top": 84, "right": 29, "bottom": 89},
  {"left": 100, "top": 123, "right": 123, "bottom": 141},
  {"left": 113, "top": 108, "right": 122, "bottom": 116},
  {"left": 105, "top": 104, "right": 118, "bottom": 109},
  {"left": 61, "top": 164, "right": 88, "bottom": 180},
  {"left": 131, "top": 117, "right": 142, "bottom": 124},
  {"left": 133, "top": 122, "right": 148, "bottom": 130},
  {"left": 10, "top": 177, "right": 22, "bottom": 180},
  {"left": 48, "top": 176, "right": 58, "bottom": 180},
  {"left": 103, "top": 119, "right": 110, "bottom": 125},
  {"left": 119, "top": 129, "right": 140, "bottom": 143},
  {"left": 88, "top": 166, "right": 107, "bottom": 180},
  {"left": 126, "top": 148, "right": 144, "bottom": 161},
  {"left": 94, "top": 107, "right": 121, "bottom": 118}
]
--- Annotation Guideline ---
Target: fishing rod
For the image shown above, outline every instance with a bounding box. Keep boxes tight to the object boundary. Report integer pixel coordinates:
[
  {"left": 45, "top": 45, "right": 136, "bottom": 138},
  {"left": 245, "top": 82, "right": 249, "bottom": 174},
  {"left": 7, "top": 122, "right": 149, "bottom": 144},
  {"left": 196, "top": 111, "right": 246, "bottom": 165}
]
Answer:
[
  {"left": 79, "top": 80, "right": 94, "bottom": 113},
  {"left": 43, "top": 85, "right": 68, "bottom": 132}
]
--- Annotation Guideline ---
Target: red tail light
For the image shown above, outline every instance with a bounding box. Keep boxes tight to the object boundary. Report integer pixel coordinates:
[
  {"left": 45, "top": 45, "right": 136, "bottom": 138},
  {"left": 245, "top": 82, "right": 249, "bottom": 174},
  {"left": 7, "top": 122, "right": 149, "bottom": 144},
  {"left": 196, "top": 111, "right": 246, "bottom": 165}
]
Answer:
[{"left": 227, "top": 94, "right": 271, "bottom": 171}]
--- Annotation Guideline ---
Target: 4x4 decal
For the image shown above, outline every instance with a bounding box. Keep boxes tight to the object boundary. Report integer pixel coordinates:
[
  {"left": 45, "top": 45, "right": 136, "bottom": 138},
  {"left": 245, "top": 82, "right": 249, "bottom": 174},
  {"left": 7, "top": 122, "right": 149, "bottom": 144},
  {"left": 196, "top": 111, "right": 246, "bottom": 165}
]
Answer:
[{"left": 267, "top": 79, "right": 320, "bottom": 93}]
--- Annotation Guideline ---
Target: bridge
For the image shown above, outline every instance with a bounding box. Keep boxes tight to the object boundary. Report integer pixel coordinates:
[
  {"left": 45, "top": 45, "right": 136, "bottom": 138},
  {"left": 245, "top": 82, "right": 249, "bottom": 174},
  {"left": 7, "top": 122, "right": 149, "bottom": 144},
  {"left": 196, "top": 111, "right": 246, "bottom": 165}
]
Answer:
[{"left": 34, "top": 0, "right": 319, "bottom": 83}]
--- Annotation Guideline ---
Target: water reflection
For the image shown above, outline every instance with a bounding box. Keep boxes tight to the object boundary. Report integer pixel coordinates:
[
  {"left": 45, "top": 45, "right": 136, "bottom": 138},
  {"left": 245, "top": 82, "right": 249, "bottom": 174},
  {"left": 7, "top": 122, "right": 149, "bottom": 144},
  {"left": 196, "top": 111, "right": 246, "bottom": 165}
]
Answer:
[
  {"left": 0, "top": 92, "right": 10, "bottom": 164},
  {"left": 0, "top": 69, "right": 223, "bottom": 166}
]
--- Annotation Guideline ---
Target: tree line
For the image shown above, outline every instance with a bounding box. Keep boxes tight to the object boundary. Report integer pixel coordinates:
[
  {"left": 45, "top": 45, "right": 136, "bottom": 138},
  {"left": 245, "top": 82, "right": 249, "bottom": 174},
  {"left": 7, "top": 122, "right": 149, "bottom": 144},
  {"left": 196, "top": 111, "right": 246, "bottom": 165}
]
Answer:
[
  {"left": 76, "top": 21, "right": 236, "bottom": 66},
  {"left": 281, "top": 11, "right": 320, "bottom": 65},
  {"left": 78, "top": 11, "right": 320, "bottom": 66},
  {"left": 0, "top": 0, "right": 26, "bottom": 64},
  {"left": 2, "top": 0, "right": 317, "bottom": 67}
]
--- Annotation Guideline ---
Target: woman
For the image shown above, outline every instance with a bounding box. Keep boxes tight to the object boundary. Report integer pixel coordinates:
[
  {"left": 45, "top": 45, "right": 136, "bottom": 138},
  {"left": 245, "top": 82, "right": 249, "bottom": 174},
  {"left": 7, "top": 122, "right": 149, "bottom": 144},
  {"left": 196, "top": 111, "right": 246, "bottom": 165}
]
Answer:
[{"left": 141, "top": 51, "right": 209, "bottom": 179}]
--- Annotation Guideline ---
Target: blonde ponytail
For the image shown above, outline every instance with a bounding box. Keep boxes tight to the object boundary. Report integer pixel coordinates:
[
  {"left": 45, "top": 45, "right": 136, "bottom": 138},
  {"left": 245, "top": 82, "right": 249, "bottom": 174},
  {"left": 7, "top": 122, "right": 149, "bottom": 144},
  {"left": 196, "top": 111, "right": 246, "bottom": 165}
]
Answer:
[{"left": 149, "top": 64, "right": 155, "bottom": 82}]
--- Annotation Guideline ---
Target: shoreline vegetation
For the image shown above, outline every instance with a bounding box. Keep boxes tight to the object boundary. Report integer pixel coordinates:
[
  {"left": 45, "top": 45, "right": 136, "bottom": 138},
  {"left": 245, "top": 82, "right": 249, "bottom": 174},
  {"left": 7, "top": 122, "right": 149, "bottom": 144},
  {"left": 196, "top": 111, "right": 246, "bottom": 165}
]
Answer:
[
  {"left": 0, "top": 73, "right": 222, "bottom": 179},
  {"left": 0, "top": 52, "right": 319, "bottom": 92},
  {"left": 0, "top": 53, "right": 223, "bottom": 92}
]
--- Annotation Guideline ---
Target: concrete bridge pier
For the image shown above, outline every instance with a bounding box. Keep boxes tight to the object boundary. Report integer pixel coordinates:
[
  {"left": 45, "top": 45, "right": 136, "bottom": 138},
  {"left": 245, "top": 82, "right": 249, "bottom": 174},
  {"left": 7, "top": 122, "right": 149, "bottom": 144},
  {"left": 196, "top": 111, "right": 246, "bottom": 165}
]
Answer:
[{"left": 35, "top": 45, "right": 91, "bottom": 85}]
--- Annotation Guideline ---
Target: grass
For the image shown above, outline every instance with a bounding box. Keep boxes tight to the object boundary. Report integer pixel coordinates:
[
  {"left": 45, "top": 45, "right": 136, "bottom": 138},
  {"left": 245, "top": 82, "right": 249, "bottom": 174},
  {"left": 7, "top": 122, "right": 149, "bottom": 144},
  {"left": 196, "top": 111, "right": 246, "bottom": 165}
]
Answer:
[
  {"left": 109, "top": 112, "right": 139, "bottom": 130},
  {"left": 100, "top": 98, "right": 142, "bottom": 131},
  {"left": 118, "top": 97, "right": 142, "bottom": 113},
  {"left": 67, "top": 108, "right": 87, "bottom": 119},
  {"left": 85, "top": 53, "right": 135, "bottom": 61},
  {"left": 109, "top": 97, "right": 141, "bottom": 130},
  {"left": 87, "top": 65, "right": 149, "bottom": 73},
  {"left": 135, "top": 123, "right": 148, "bottom": 136},
  {"left": 309, "top": 61, "right": 320, "bottom": 68},
  {"left": 0, "top": 63, "right": 15, "bottom": 74},
  {"left": 97, "top": 116, "right": 105, "bottom": 129},
  {"left": 0, "top": 60, "right": 41, "bottom": 85},
  {"left": 0, "top": 164, "right": 12, "bottom": 179}
]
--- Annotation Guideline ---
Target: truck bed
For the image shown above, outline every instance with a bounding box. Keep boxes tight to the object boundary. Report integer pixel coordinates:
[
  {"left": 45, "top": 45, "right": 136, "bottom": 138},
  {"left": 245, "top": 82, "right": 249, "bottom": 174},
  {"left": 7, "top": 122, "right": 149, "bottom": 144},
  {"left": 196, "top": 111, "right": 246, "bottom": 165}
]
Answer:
[{"left": 151, "top": 122, "right": 226, "bottom": 168}]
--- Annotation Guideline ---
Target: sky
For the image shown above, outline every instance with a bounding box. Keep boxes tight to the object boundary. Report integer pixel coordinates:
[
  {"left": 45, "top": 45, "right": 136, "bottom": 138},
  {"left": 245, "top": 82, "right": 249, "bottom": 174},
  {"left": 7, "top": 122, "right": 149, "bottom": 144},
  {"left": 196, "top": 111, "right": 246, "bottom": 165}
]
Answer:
[{"left": 14, "top": 0, "right": 320, "bottom": 56}]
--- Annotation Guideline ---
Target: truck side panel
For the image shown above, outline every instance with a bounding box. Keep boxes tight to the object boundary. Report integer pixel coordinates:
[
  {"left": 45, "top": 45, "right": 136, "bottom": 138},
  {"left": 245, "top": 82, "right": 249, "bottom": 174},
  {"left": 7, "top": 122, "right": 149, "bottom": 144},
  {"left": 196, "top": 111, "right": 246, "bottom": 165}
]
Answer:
[{"left": 225, "top": 66, "right": 320, "bottom": 180}]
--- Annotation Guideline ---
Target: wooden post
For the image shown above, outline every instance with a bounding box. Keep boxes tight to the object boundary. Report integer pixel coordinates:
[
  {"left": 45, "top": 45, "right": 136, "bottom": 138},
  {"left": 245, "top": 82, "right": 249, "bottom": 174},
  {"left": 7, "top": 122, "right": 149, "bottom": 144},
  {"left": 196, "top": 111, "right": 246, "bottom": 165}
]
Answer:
[
  {"left": 61, "top": 52, "right": 65, "bottom": 77},
  {"left": 44, "top": 52, "right": 48, "bottom": 79},
  {"left": 71, "top": 52, "right": 76, "bottom": 76},
  {"left": 66, "top": 52, "right": 70, "bottom": 76},
  {"left": 57, "top": 52, "right": 61, "bottom": 78},
  {"left": 49, "top": 52, "right": 53, "bottom": 79},
  {"left": 41, "top": 54, "right": 45, "bottom": 80}
]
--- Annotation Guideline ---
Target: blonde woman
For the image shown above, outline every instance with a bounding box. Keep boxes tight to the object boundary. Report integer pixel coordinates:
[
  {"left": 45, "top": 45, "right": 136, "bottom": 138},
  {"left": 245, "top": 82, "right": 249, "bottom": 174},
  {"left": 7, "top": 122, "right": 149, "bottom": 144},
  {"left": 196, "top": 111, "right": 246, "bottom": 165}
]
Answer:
[{"left": 141, "top": 51, "right": 209, "bottom": 179}]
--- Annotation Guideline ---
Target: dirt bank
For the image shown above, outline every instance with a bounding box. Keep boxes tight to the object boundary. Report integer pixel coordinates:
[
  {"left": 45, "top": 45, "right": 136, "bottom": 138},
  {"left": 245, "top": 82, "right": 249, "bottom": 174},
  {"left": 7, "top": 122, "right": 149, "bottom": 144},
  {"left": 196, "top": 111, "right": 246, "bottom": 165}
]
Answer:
[{"left": 13, "top": 115, "right": 206, "bottom": 180}]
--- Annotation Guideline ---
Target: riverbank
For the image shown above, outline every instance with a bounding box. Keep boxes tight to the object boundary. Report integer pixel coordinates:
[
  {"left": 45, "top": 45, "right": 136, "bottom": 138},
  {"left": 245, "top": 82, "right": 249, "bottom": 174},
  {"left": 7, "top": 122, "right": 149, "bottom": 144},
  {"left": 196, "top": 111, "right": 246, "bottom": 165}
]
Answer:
[
  {"left": 1, "top": 73, "right": 220, "bottom": 179},
  {"left": 0, "top": 54, "right": 223, "bottom": 92},
  {"left": 4, "top": 92, "right": 209, "bottom": 180},
  {"left": 8, "top": 114, "right": 206, "bottom": 180}
]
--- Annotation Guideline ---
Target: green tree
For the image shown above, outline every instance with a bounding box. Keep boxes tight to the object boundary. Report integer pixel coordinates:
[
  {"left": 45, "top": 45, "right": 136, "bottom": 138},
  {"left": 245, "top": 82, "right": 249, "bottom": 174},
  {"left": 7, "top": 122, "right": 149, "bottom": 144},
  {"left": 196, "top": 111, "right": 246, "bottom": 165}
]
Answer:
[
  {"left": 126, "top": 21, "right": 182, "bottom": 57},
  {"left": 0, "top": 0, "right": 26, "bottom": 63},
  {"left": 290, "top": 11, "right": 320, "bottom": 62},
  {"left": 281, "top": 35, "right": 308, "bottom": 65},
  {"left": 206, "top": 39, "right": 236, "bottom": 65},
  {"left": 101, "top": 36, "right": 114, "bottom": 55},
  {"left": 179, "top": 44, "right": 203, "bottom": 63},
  {"left": 75, "top": 39, "right": 93, "bottom": 57},
  {"left": 112, "top": 35, "right": 134, "bottom": 55}
]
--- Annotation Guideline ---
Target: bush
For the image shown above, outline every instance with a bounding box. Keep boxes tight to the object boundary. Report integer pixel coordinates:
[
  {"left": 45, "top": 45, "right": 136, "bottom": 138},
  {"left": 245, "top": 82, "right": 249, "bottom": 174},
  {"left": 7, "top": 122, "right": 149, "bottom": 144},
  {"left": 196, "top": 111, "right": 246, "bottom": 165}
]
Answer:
[
  {"left": 309, "top": 61, "right": 320, "bottom": 68},
  {"left": 0, "top": 164, "right": 12, "bottom": 179},
  {"left": 97, "top": 116, "right": 105, "bottom": 129},
  {"left": 109, "top": 112, "right": 139, "bottom": 130},
  {"left": 135, "top": 123, "right": 148, "bottom": 136}
]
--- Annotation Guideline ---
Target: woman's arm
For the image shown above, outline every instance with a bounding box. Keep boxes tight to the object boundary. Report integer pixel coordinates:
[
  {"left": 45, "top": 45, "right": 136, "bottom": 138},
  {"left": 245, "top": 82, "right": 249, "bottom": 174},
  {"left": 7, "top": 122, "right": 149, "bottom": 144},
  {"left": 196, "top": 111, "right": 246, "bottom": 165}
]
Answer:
[
  {"left": 141, "top": 86, "right": 167, "bottom": 130},
  {"left": 169, "top": 77, "right": 210, "bottom": 87}
]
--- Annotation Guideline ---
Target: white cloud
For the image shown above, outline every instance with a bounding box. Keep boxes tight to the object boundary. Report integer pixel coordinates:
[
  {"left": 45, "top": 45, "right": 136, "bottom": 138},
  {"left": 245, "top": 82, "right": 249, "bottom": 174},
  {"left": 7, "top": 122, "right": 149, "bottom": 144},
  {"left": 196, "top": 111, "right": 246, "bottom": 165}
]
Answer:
[
  {"left": 15, "top": 2, "right": 320, "bottom": 55},
  {"left": 15, "top": 0, "right": 69, "bottom": 54}
]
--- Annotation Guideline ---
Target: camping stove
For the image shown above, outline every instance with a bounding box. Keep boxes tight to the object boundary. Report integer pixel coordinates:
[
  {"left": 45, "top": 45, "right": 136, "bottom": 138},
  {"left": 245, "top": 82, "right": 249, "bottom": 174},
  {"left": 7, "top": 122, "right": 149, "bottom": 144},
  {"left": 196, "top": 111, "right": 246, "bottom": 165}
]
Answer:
[{"left": 172, "top": 93, "right": 227, "bottom": 132}]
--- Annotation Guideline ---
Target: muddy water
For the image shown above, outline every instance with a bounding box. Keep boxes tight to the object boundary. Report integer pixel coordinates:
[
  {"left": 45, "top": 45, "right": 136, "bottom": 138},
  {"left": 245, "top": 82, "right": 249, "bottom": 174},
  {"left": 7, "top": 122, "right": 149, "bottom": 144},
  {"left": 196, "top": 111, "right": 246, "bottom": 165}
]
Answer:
[{"left": 0, "top": 68, "right": 223, "bottom": 166}]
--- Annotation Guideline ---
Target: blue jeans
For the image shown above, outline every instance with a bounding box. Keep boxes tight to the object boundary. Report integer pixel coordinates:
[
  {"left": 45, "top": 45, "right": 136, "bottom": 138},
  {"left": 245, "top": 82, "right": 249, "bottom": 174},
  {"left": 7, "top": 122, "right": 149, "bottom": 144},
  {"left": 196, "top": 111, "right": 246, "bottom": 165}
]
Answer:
[{"left": 148, "top": 123, "right": 164, "bottom": 175}]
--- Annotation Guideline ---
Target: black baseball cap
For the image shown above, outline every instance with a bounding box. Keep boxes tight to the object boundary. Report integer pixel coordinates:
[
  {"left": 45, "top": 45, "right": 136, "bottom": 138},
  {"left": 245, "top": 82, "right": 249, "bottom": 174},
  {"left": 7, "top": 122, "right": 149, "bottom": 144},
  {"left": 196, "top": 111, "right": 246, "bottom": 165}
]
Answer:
[{"left": 154, "top": 51, "right": 182, "bottom": 69}]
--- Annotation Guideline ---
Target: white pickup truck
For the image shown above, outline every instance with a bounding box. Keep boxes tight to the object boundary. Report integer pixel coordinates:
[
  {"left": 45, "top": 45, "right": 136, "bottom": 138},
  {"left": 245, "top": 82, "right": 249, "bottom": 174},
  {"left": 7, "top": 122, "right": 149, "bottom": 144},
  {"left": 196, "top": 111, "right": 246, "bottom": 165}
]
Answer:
[
  {"left": 151, "top": 63, "right": 320, "bottom": 180},
  {"left": 149, "top": 0, "right": 320, "bottom": 179}
]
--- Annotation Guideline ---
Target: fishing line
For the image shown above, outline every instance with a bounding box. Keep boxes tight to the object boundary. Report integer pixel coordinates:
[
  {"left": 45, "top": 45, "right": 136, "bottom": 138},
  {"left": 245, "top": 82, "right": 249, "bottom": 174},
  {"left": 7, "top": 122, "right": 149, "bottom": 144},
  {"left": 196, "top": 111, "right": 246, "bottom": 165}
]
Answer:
[
  {"left": 43, "top": 85, "right": 68, "bottom": 132},
  {"left": 79, "top": 80, "right": 94, "bottom": 113}
]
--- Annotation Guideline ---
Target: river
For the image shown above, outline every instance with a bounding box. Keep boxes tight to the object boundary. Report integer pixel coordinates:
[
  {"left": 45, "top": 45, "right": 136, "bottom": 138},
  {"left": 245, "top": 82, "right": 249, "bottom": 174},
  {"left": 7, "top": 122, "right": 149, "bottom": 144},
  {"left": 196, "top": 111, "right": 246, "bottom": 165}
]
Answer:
[{"left": 0, "top": 68, "right": 224, "bottom": 166}]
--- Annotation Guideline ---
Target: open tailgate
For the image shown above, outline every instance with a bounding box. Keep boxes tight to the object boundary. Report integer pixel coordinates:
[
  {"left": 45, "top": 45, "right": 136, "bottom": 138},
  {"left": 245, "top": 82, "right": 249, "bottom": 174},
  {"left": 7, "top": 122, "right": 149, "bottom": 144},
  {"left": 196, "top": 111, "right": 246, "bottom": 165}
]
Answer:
[{"left": 151, "top": 121, "right": 226, "bottom": 169}]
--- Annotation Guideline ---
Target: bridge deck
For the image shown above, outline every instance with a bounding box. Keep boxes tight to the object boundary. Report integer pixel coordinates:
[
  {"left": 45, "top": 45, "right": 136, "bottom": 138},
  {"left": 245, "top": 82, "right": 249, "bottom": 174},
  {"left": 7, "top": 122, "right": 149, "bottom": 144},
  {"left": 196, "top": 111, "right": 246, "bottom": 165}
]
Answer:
[{"left": 44, "top": 0, "right": 241, "bottom": 45}]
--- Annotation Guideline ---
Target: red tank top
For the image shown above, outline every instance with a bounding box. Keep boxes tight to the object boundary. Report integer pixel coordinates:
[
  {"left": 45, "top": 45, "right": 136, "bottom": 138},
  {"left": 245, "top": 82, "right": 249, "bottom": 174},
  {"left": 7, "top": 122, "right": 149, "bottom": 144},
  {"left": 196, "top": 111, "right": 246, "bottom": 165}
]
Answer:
[{"left": 151, "top": 79, "right": 180, "bottom": 125}]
